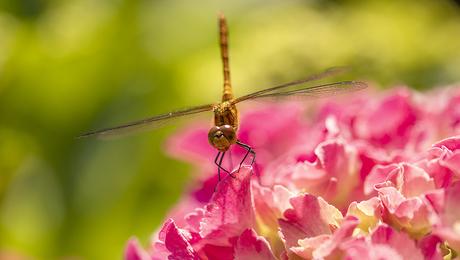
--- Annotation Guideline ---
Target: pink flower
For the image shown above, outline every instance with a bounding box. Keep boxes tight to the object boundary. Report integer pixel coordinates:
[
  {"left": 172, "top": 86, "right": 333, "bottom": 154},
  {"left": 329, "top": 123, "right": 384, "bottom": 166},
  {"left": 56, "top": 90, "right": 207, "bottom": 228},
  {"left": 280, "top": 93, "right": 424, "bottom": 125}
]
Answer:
[
  {"left": 124, "top": 85, "right": 460, "bottom": 259},
  {"left": 365, "top": 163, "right": 434, "bottom": 238}
]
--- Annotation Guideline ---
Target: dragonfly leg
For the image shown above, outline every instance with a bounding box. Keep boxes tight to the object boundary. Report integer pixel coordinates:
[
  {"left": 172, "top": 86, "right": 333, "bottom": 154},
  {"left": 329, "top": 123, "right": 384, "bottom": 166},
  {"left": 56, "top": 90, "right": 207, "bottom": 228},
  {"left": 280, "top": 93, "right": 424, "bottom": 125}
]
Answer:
[
  {"left": 214, "top": 151, "right": 235, "bottom": 182},
  {"left": 215, "top": 151, "right": 225, "bottom": 183},
  {"left": 253, "top": 159, "right": 261, "bottom": 186},
  {"left": 236, "top": 140, "right": 261, "bottom": 185}
]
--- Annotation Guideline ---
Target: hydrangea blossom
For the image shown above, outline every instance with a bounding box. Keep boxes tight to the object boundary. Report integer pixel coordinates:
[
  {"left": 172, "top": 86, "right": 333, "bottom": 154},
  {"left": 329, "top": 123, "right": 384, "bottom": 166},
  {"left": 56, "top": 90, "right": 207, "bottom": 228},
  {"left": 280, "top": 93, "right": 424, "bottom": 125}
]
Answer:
[{"left": 124, "top": 85, "right": 460, "bottom": 260}]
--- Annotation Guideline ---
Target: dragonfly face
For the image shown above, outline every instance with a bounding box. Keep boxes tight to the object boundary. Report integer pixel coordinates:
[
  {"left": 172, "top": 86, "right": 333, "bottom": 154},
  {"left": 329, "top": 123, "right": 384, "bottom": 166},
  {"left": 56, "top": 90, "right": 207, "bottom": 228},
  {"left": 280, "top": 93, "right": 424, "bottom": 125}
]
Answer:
[{"left": 208, "top": 125, "right": 237, "bottom": 152}]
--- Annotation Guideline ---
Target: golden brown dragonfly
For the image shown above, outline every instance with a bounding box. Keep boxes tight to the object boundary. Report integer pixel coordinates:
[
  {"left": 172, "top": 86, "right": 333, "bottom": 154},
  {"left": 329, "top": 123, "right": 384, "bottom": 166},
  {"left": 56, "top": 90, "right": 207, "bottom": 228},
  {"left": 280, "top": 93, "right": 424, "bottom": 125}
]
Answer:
[{"left": 76, "top": 13, "right": 368, "bottom": 182}]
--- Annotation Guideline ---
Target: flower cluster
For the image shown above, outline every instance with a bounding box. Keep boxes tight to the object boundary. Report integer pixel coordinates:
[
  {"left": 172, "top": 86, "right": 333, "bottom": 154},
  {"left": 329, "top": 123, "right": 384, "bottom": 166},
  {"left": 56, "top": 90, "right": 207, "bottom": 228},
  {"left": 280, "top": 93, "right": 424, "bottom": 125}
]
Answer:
[{"left": 125, "top": 85, "right": 460, "bottom": 260}]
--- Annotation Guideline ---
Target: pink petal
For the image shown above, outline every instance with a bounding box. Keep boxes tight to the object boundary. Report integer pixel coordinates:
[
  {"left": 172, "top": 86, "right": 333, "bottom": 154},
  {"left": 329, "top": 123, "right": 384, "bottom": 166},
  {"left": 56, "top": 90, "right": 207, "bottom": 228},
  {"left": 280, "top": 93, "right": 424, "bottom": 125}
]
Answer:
[
  {"left": 430, "top": 136, "right": 460, "bottom": 152},
  {"left": 290, "top": 235, "right": 330, "bottom": 260},
  {"left": 364, "top": 164, "right": 399, "bottom": 195},
  {"left": 161, "top": 198, "right": 206, "bottom": 230},
  {"left": 159, "top": 219, "right": 202, "bottom": 260},
  {"left": 233, "top": 229, "right": 278, "bottom": 260},
  {"left": 377, "top": 185, "right": 431, "bottom": 238},
  {"left": 370, "top": 224, "right": 424, "bottom": 259},
  {"left": 124, "top": 237, "right": 152, "bottom": 260},
  {"left": 164, "top": 122, "right": 215, "bottom": 167},
  {"left": 237, "top": 103, "right": 306, "bottom": 160},
  {"left": 199, "top": 167, "right": 257, "bottom": 246},
  {"left": 252, "top": 184, "right": 295, "bottom": 229},
  {"left": 341, "top": 224, "right": 424, "bottom": 260},
  {"left": 293, "top": 216, "right": 359, "bottom": 259},
  {"left": 398, "top": 163, "right": 435, "bottom": 198},
  {"left": 278, "top": 194, "right": 342, "bottom": 259},
  {"left": 414, "top": 159, "right": 454, "bottom": 189},
  {"left": 439, "top": 150, "right": 460, "bottom": 178},
  {"left": 273, "top": 138, "right": 361, "bottom": 211},
  {"left": 203, "top": 244, "right": 234, "bottom": 260},
  {"left": 418, "top": 235, "right": 444, "bottom": 260},
  {"left": 315, "top": 139, "right": 360, "bottom": 206},
  {"left": 184, "top": 209, "right": 205, "bottom": 233},
  {"left": 366, "top": 163, "right": 435, "bottom": 198},
  {"left": 424, "top": 183, "right": 460, "bottom": 252},
  {"left": 428, "top": 139, "right": 460, "bottom": 178},
  {"left": 354, "top": 88, "right": 417, "bottom": 151}
]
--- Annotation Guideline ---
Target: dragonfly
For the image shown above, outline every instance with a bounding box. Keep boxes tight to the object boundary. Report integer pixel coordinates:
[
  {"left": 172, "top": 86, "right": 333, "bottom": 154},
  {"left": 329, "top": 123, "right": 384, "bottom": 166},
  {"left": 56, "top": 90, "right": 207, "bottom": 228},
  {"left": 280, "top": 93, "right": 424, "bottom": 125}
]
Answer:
[{"left": 76, "top": 12, "right": 368, "bottom": 183}]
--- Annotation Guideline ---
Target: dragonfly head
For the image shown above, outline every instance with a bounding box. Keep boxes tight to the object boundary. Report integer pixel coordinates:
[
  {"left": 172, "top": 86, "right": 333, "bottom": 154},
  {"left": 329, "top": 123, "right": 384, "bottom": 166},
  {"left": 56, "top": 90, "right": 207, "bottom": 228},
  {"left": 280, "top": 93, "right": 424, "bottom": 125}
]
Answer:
[{"left": 208, "top": 125, "right": 237, "bottom": 152}]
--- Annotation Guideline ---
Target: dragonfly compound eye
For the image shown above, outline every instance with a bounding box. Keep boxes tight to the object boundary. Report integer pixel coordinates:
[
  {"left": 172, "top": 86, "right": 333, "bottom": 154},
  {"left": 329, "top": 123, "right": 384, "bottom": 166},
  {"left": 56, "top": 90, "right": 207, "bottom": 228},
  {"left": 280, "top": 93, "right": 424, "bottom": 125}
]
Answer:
[{"left": 207, "top": 125, "right": 237, "bottom": 152}]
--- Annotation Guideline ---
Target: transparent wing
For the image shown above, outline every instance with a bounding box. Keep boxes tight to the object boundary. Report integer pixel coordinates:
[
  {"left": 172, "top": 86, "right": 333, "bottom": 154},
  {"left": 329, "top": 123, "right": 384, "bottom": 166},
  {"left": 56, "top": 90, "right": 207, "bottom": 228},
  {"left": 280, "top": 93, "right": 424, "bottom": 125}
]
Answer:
[
  {"left": 233, "top": 66, "right": 352, "bottom": 104},
  {"left": 240, "top": 81, "right": 368, "bottom": 102},
  {"left": 75, "top": 103, "right": 215, "bottom": 140}
]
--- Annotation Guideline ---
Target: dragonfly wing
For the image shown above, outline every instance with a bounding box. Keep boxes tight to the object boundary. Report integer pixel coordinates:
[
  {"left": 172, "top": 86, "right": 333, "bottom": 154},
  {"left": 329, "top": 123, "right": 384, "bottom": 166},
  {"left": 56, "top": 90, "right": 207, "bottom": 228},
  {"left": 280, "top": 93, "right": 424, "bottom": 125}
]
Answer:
[
  {"left": 233, "top": 66, "right": 352, "bottom": 104},
  {"left": 76, "top": 103, "right": 215, "bottom": 140},
  {"left": 243, "top": 81, "right": 368, "bottom": 101}
]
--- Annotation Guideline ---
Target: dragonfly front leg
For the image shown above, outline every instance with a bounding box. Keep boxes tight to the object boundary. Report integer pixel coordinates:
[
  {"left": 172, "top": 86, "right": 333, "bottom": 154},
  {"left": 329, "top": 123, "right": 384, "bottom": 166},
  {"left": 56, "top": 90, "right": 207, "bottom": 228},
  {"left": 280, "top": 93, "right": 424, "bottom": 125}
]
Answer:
[
  {"left": 236, "top": 140, "right": 261, "bottom": 185},
  {"left": 214, "top": 151, "right": 236, "bottom": 183}
]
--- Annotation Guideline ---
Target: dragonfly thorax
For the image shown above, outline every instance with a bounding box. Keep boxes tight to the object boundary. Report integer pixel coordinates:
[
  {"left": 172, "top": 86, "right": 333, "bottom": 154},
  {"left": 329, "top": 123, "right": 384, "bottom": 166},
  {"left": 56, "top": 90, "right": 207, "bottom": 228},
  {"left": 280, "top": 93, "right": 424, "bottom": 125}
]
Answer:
[
  {"left": 207, "top": 125, "right": 237, "bottom": 152},
  {"left": 212, "top": 100, "right": 239, "bottom": 131}
]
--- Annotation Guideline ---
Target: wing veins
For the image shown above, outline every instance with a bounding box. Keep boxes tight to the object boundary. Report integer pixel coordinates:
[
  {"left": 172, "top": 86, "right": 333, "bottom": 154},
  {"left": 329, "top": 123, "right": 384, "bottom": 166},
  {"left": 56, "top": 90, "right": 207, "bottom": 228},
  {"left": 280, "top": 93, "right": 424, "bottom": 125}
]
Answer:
[
  {"left": 75, "top": 103, "right": 215, "bottom": 139},
  {"left": 246, "top": 81, "right": 368, "bottom": 101},
  {"left": 233, "top": 66, "right": 352, "bottom": 104}
]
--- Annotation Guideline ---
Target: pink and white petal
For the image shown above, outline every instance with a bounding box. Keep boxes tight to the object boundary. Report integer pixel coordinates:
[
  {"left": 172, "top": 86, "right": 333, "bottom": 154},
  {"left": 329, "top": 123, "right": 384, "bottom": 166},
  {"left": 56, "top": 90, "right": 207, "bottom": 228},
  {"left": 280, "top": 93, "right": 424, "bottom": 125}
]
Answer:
[
  {"left": 233, "top": 229, "right": 278, "bottom": 260},
  {"left": 199, "top": 167, "right": 257, "bottom": 247}
]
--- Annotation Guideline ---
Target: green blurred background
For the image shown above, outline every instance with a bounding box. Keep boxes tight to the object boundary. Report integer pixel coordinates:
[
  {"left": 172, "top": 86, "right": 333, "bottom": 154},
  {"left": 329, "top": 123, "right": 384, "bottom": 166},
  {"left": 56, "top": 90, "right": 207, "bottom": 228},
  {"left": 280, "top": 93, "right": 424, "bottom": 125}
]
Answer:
[{"left": 0, "top": 0, "right": 459, "bottom": 259}]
